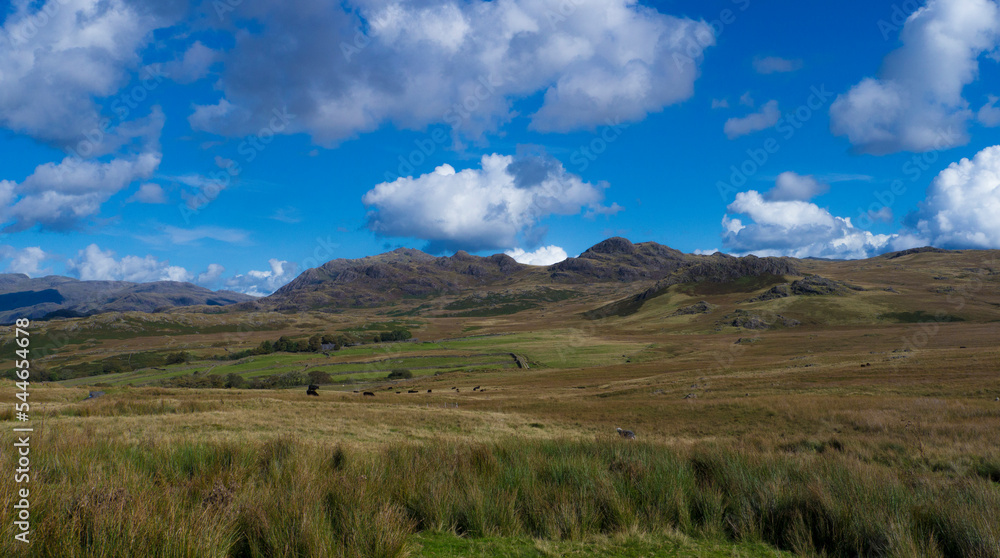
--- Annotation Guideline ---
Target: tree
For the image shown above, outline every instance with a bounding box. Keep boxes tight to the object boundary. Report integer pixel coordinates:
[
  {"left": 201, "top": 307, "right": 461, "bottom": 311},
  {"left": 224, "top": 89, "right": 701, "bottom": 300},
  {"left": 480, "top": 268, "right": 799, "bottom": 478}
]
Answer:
[
  {"left": 308, "top": 335, "right": 322, "bottom": 352},
  {"left": 103, "top": 360, "right": 127, "bottom": 374},
  {"left": 387, "top": 369, "right": 413, "bottom": 379},
  {"left": 225, "top": 373, "right": 247, "bottom": 389},
  {"left": 308, "top": 370, "right": 332, "bottom": 385},
  {"left": 166, "top": 351, "right": 191, "bottom": 365},
  {"left": 256, "top": 340, "right": 274, "bottom": 354},
  {"left": 274, "top": 336, "right": 291, "bottom": 352}
]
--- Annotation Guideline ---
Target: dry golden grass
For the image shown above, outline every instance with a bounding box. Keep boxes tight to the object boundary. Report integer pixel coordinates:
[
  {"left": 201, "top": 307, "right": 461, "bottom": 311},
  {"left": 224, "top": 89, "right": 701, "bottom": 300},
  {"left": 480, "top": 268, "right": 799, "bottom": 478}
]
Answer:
[{"left": 0, "top": 250, "right": 998, "bottom": 556}]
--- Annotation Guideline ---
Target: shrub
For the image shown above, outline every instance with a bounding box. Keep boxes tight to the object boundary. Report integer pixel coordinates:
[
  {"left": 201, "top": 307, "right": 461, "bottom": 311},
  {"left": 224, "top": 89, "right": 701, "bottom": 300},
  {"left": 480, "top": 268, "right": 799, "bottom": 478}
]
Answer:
[
  {"left": 387, "top": 369, "right": 413, "bottom": 380},
  {"left": 166, "top": 351, "right": 191, "bottom": 365},
  {"left": 307, "top": 370, "right": 332, "bottom": 385}
]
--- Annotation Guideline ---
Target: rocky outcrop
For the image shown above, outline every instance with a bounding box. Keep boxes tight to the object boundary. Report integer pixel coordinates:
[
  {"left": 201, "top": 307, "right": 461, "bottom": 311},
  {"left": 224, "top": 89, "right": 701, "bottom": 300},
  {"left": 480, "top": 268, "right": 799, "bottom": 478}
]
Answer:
[{"left": 747, "top": 275, "right": 862, "bottom": 302}]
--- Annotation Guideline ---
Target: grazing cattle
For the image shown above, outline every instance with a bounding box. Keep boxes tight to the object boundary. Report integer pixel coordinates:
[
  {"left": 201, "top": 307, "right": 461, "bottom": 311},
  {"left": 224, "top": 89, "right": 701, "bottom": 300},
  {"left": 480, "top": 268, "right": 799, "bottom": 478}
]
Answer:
[
  {"left": 427, "top": 389, "right": 432, "bottom": 393},
  {"left": 473, "top": 386, "right": 480, "bottom": 391},
  {"left": 306, "top": 384, "right": 319, "bottom": 396},
  {"left": 616, "top": 427, "right": 636, "bottom": 440},
  {"left": 408, "top": 389, "right": 419, "bottom": 394},
  {"left": 363, "top": 392, "right": 375, "bottom": 397}
]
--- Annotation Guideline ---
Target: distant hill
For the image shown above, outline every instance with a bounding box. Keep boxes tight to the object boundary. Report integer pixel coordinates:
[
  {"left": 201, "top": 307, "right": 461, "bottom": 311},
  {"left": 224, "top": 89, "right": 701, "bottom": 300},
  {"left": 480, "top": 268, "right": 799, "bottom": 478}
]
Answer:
[
  {"left": 248, "top": 237, "right": 798, "bottom": 315},
  {"left": 0, "top": 274, "right": 254, "bottom": 324}
]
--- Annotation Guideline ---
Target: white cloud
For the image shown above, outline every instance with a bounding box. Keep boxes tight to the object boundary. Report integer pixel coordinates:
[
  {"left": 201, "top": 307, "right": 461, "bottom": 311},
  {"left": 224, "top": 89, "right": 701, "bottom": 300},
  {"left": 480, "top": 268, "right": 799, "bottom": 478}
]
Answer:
[
  {"left": 163, "top": 41, "right": 219, "bottom": 84},
  {"left": 362, "top": 153, "right": 617, "bottom": 252},
  {"left": 720, "top": 146, "right": 1000, "bottom": 257},
  {"left": 978, "top": 94, "right": 1000, "bottom": 126},
  {"left": 724, "top": 100, "right": 780, "bottom": 139},
  {"left": 693, "top": 248, "right": 719, "bottom": 255},
  {"left": 722, "top": 191, "right": 893, "bottom": 259},
  {"left": 711, "top": 98, "right": 729, "bottom": 109},
  {"left": 739, "top": 92, "right": 754, "bottom": 107},
  {"left": 830, "top": 0, "right": 1000, "bottom": 154},
  {"left": 753, "top": 56, "right": 803, "bottom": 74},
  {"left": 67, "top": 244, "right": 191, "bottom": 283},
  {"left": 197, "top": 263, "right": 226, "bottom": 285},
  {"left": 868, "top": 206, "right": 894, "bottom": 223},
  {"left": 905, "top": 144, "right": 1000, "bottom": 248},
  {"left": 225, "top": 258, "right": 299, "bottom": 297},
  {"left": 2, "top": 247, "right": 51, "bottom": 276},
  {"left": 189, "top": 0, "right": 714, "bottom": 144},
  {"left": 0, "top": 0, "right": 178, "bottom": 148},
  {"left": 0, "top": 152, "right": 161, "bottom": 232},
  {"left": 766, "top": 172, "right": 829, "bottom": 201},
  {"left": 505, "top": 245, "right": 568, "bottom": 266},
  {"left": 128, "top": 183, "right": 166, "bottom": 204}
]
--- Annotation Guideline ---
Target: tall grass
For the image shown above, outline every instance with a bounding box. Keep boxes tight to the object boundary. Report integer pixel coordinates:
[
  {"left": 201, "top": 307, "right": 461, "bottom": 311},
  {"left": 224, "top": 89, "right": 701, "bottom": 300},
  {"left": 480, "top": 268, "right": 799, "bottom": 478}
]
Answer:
[{"left": 1, "top": 434, "right": 997, "bottom": 557}]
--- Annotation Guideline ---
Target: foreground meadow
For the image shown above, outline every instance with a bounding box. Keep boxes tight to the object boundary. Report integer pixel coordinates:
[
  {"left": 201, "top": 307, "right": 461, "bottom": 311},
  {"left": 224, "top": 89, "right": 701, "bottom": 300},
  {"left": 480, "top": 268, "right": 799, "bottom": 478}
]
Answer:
[{"left": 1, "top": 322, "right": 998, "bottom": 557}]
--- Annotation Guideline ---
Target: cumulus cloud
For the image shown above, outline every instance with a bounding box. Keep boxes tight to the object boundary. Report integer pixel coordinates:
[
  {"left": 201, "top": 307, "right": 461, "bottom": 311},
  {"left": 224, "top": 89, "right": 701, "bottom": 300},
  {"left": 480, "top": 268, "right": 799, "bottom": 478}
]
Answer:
[
  {"left": 197, "top": 263, "right": 226, "bottom": 285},
  {"left": 979, "top": 95, "right": 1000, "bottom": 126},
  {"left": 724, "top": 100, "right": 780, "bottom": 139},
  {"left": 0, "top": 0, "right": 179, "bottom": 148},
  {"left": 0, "top": 152, "right": 161, "bottom": 232},
  {"left": 362, "top": 153, "right": 616, "bottom": 252},
  {"left": 830, "top": 0, "right": 1000, "bottom": 154},
  {"left": 225, "top": 258, "right": 299, "bottom": 297},
  {"left": 721, "top": 146, "right": 1000, "bottom": 257},
  {"left": 904, "top": 144, "right": 1000, "bottom": 248},
  {"left": 1, "top": 246, "right": 51, "bottom": 276},
  {"left": 504, "top": 245, "right": 568, "bottom": 266},
  {"left": 67, "top": 244, "right": 192, "bottom": 282},
  {"left": 868, "top": 206, "right": 894, "bottom": 223},
  {"left": 128, "top": 183, "right": 166, "bottom": 204},
  {"left": 189, "top": 0, "right": 714, "bottom": 144},
  {"left": 163, "top": 41, "right": 220, "bottom": 84},
  {"left": 721, "top": 191, "right": 892, "bottom": 259},
  {"left": 766, "top": 172, "right": 829, "bottom": 201},
  {"left": 753, "top": 56, "right": 803, "bottom": 74}
]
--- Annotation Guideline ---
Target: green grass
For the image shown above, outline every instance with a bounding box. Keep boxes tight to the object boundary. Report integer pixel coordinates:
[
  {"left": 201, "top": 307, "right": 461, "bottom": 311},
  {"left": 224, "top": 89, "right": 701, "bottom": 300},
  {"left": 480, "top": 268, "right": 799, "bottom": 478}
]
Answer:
[
  {"left": 443, "top": 289, "right": 579, "bottom": 317},
  {"left": 414, "top": 531, "right": 792, "bottom": 557},
  {"left": 680, "top": 274, "right": 788, "bottom": 296},
  {"left": 3, "top": 435, "right": 995, "bottom": 557},
  {"left": 882, "top": 310, "right": 965, "bottom": 323}
]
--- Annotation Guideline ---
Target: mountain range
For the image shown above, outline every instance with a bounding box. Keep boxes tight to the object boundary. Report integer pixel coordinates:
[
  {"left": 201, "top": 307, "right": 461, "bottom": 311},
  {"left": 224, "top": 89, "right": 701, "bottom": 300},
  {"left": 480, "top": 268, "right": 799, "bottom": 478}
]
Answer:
[
  {"left": 3, "top": 238, "right": 994, "bottom": 326},
  {"left": 0, "top": 274, "right": 254, "bottom": 324}
]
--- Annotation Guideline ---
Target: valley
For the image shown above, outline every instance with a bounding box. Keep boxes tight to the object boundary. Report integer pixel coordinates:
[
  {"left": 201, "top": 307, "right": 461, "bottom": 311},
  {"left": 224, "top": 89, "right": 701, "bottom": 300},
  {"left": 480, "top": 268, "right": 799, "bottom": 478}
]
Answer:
[{"left": 1, "top": 239, "right": 998, "bottom": 557}]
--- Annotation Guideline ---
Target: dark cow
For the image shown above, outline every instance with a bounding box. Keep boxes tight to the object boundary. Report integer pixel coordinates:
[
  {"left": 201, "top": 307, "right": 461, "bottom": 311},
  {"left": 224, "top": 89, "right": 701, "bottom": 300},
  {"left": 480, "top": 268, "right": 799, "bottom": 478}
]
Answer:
[
  {"left": 306, "top": 384, "right": 319, "bottom": 396},
  {"left": 363, "top": 391, "right": 375, "bottom": 397}
]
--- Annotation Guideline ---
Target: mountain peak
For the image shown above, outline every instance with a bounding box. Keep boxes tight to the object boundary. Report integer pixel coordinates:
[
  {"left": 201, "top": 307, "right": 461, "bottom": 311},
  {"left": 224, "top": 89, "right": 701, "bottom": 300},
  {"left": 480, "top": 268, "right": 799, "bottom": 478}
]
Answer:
[{"left": 583, "top": 237, "right": 636, "bottom": 256}]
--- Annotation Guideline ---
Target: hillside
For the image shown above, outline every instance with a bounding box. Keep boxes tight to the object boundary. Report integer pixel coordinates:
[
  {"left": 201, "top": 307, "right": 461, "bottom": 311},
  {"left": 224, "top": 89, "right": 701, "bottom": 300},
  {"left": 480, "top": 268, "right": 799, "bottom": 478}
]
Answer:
[
  {"left": 250, "top": 237, "right": 798, "bottom": 315},
  {"left": 0, "top": 274, "right": 254, "bottom": 324}
]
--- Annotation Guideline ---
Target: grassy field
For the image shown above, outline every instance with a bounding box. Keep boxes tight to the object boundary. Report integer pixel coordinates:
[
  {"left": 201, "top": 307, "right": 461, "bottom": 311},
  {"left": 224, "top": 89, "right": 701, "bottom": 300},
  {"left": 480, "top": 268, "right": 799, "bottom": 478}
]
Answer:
[{"left": 0, "top": 250, "right": 998, "bottom": 556}]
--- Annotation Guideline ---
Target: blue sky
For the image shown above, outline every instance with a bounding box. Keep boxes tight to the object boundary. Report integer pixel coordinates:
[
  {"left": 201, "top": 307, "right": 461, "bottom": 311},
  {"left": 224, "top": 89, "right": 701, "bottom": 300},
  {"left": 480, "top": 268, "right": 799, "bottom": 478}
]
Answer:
[{"left": 1, "top": 0, "right": 999, "bottom": 295}]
